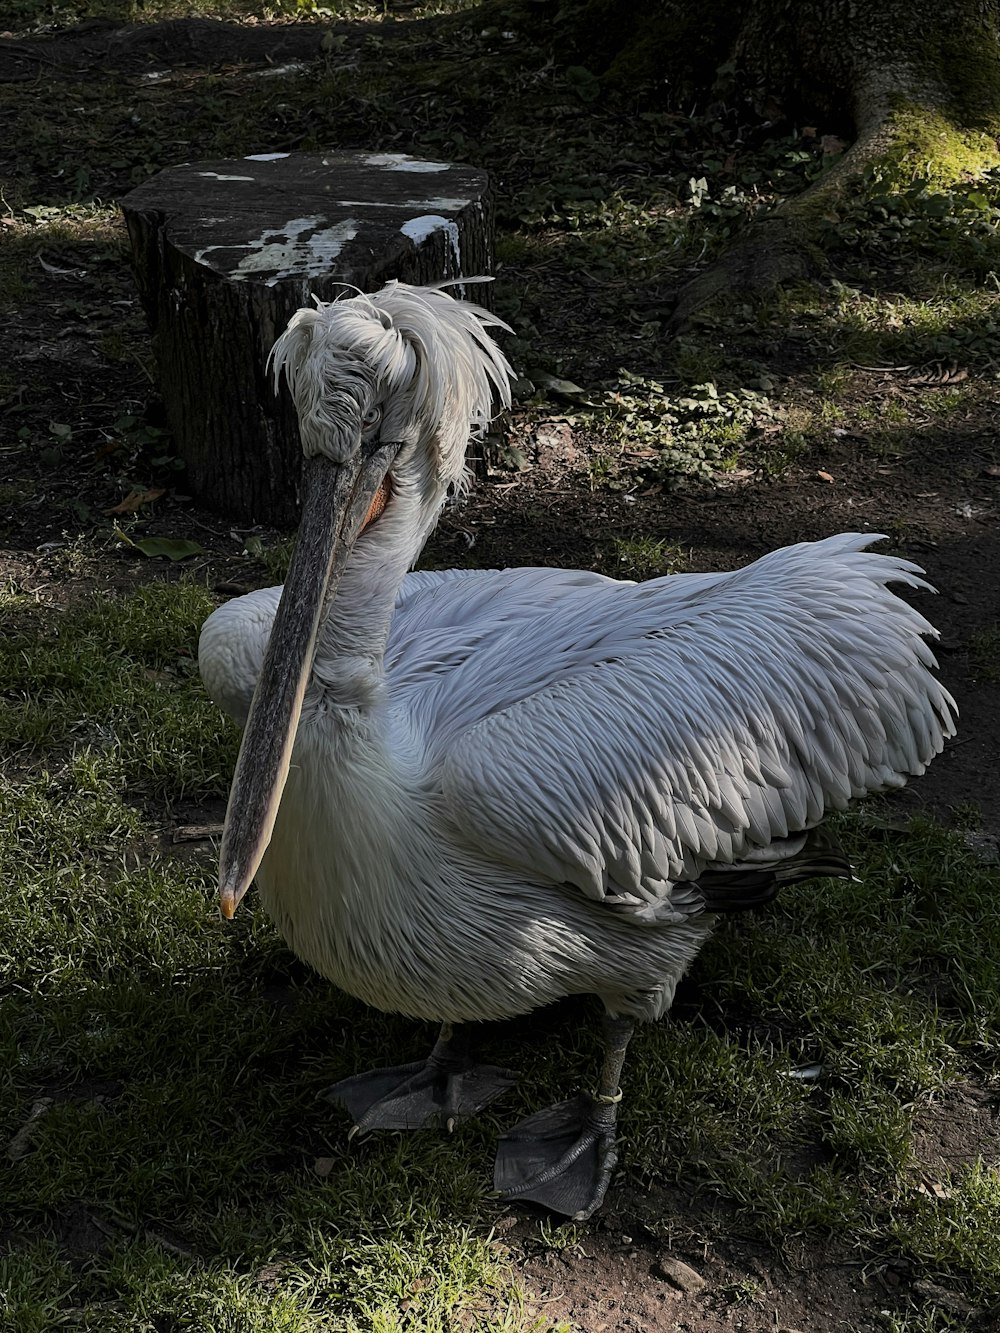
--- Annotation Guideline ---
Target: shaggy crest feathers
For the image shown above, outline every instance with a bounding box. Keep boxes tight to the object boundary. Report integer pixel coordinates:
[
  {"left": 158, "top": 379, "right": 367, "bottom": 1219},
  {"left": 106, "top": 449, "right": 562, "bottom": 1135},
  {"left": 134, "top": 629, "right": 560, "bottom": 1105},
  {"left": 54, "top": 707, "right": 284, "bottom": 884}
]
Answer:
[{"left": 269, "top": 280, "right": 515, "bottom": 478}]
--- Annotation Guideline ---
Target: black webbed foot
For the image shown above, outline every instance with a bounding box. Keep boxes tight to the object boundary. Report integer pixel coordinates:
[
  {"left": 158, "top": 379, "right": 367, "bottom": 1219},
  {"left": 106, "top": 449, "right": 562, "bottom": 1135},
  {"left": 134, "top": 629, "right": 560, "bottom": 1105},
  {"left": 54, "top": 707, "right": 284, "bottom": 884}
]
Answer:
[
  {"left": 494, "top": 1013, "right": 634, "bottom": 1219},
  {"left": 326, "top": 1023, "right": 516, "bottom": 1134},
  {"left": 493, "top": 1092, "right": 619, "bottom": 1220}
]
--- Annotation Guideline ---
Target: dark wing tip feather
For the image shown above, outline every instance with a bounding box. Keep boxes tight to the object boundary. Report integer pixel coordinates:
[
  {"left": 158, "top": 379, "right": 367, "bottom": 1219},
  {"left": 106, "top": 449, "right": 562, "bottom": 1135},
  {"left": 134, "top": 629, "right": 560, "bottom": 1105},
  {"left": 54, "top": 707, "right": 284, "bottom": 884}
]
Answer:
[{"left": 695, "top": 825, "right": 855, "bottom": 914}]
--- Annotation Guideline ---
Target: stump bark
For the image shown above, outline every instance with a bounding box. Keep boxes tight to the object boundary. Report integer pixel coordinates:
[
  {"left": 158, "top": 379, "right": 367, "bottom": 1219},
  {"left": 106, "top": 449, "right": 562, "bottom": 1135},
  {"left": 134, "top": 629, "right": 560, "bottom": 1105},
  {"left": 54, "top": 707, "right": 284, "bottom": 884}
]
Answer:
[{"left": 122, "top": 151, "right": 495, "bottom": 525}]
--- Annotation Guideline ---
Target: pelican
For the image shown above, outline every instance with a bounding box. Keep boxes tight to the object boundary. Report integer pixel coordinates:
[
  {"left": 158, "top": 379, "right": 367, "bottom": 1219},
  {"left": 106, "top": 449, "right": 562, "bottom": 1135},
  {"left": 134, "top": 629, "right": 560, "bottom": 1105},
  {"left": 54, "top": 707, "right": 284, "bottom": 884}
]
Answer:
[{"left": 199, "top": 280, "right": 956, "bottom": 1219}]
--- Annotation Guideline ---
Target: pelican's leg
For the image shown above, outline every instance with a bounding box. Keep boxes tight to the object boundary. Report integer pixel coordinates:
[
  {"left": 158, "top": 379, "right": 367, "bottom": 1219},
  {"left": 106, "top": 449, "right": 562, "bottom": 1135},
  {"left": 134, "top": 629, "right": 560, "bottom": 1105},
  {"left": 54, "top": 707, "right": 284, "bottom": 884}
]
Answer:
[
  {"left": 493, "top": 1013, "right": 633, "bottom": 1220},
  {"left": 327, "top": 1022, "right": 517, "bottom": 1135}
]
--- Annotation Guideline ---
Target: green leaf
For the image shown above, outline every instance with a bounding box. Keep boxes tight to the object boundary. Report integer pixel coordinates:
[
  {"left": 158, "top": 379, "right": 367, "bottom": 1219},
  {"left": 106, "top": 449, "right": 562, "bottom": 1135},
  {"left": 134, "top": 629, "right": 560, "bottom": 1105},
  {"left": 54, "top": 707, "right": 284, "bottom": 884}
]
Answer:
[
  {"left": 132, "top": 537, "right": 205, "bottom": 561},
  {"left": 114, "top": 528, "right": 203, "bottom": 560},
  {"left": 536, "top": 373, "right": 594, "bottom": 403}
]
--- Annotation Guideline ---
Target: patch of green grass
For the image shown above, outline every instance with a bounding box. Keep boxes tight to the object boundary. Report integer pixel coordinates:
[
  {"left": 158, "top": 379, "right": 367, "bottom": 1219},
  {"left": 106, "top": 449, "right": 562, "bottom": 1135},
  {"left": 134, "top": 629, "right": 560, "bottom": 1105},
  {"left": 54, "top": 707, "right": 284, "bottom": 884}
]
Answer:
[
  {"left": 813, "top": 364, "right": 859, "bottom": 400},
  {"left": 968, "top": 624, "right": 1000, "bottom": 682},
  {"left": 3, "top": 539, "right": 998, "bottom": 1326},
  {"left": 0, "top": 781, "right": 512, "bottom": 1328},
  {"left": 10, "top": 632, "right": 996, "bottom": 1324},
  {"left": 894, "top": 1160, "right": 1000, "bottom": 1298},
  {"left": 243, "top": 535, "right": 296, "bottom": 585},
  {"left": 3, "top": 0, "right": 475, "bottom": 35},
  {"left": 0, "top": 579, "right": 231, "bottom": 800},
  {"left": 835, "top": 280, "right": 1000, "bottom": 369},
  {"left": 879, "top": 1310, "right": 977, "bottom": 1333},
  {"left": 0, "top": 585, "right": 558, "bottom": 1332},
  {"left": 750, "top": 426, "right": 813, "bottom": 477},
  {"left": 853, "top": 394, "right": 917, "bottom": 426},
  {"left": 609, "top": 535, "right": 686, "bottom": 580},
  {"left": 615, "top": 811, "right": 1000, "bottom": 1296}
]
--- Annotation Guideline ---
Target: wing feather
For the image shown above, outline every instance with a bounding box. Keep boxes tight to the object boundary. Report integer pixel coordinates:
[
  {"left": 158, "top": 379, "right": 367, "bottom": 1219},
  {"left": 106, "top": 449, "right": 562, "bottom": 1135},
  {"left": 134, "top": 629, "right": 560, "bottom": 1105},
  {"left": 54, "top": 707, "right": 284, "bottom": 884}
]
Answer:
[
  {"left": 428, "top": 535, "right": 955, "bottom": 914},
  {"left": 386, "top": 566, "right": 623, "bottom": 696}
]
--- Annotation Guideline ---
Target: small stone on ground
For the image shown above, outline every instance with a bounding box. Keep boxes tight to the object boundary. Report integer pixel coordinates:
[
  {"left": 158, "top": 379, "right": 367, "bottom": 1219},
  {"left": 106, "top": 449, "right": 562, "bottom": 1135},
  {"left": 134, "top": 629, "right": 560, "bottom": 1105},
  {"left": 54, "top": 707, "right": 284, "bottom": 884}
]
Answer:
[{"left": 653, "top": 1255, "right": 708, "bottom": 1292}]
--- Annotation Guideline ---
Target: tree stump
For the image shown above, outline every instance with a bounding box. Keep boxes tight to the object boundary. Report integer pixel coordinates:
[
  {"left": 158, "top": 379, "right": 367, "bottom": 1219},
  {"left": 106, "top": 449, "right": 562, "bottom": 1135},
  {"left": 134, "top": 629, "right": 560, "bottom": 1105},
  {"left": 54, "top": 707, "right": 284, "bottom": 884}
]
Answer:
[{"left": 122, "top": 151, "right": 495, "bottom": 525}]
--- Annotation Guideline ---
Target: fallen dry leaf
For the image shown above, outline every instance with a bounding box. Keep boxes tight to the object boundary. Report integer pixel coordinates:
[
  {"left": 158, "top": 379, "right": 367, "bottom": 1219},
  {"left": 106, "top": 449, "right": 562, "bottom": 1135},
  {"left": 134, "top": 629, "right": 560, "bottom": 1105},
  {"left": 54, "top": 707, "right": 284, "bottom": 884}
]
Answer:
[
  {"left": 817, "top": 470, "right": 835, "bottom": 483},
  {"left": 907, "top": 361, "right": 968, "bottom": 387},
  {"left": 106, "top": 487, "right": 166, "bottom": 515}
]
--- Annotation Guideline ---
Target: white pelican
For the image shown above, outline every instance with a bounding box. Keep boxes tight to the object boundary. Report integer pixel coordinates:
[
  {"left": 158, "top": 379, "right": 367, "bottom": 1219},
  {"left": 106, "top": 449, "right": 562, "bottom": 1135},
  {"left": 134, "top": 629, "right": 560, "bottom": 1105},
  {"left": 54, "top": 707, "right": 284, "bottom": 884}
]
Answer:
[{"left": 199, "top": 280, "right": 956, "bottom": 1219}]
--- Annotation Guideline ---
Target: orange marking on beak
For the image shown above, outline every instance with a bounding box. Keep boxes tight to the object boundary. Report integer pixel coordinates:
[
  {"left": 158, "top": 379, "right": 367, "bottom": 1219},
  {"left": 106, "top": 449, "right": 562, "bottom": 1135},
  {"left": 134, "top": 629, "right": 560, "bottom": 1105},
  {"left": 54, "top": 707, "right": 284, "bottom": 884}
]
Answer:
[{"left": 363, "top": 479, "right": 390, "bottom": 529}]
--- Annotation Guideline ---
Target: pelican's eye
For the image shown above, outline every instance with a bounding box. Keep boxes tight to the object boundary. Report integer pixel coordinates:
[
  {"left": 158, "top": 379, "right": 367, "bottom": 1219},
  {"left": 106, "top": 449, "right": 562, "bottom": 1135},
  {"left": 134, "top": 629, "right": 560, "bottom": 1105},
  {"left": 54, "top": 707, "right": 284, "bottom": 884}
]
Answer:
[{"left": 361, "top": 404, "right": 382, "bottom": 435}]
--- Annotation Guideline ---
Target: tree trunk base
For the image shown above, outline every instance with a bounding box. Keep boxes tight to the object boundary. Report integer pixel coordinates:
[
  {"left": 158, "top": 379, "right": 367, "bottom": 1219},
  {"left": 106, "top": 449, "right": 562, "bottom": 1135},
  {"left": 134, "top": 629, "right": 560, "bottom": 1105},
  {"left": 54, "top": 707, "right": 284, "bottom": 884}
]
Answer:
[{"left": 668, "top": 80, "right": 1000, "bottom": 333}]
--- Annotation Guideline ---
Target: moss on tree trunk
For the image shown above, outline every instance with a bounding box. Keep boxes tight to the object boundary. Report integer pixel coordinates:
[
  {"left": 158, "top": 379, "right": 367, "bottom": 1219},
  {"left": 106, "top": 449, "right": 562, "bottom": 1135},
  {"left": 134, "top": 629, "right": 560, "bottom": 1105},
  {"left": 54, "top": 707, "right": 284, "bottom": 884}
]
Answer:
[{"left": 557, "top": 0, "right": 1000, "bottom": 324}]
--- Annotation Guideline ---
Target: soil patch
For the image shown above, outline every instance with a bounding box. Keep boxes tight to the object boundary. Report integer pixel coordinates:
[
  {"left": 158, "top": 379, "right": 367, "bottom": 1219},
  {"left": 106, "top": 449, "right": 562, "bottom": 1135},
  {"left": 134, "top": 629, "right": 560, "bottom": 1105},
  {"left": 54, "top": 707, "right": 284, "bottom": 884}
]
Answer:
[
  {"left": 0, "top": 15, "right": 414, "bottom": 81},
  {"left": 501, "top": 1185, "right": 996, "bottom": 1332}
]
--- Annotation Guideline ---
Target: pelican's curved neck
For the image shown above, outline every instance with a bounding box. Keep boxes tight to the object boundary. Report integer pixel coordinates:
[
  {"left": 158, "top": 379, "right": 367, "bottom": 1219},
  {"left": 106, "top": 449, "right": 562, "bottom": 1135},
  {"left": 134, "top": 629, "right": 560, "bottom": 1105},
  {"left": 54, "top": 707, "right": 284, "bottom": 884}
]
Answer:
[{"left": 309, "top": 491, "right": 436, "bottom": 712}]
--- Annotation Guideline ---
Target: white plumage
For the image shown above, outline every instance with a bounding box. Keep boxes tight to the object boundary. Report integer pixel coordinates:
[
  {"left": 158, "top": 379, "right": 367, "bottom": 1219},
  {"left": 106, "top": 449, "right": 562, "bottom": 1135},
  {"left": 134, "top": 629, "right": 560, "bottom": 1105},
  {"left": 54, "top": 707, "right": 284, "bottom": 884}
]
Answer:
[{"left": 200, "top": 281, "right": 956, "bottom": 1218}]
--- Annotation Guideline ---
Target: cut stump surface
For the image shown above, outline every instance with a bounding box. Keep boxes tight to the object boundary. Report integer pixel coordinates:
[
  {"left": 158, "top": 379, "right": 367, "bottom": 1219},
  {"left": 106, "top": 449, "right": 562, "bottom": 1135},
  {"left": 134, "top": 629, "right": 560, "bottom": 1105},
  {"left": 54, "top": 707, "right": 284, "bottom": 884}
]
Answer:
[{"left": 122, "top": 151, "right": 494, "bottom": 524}]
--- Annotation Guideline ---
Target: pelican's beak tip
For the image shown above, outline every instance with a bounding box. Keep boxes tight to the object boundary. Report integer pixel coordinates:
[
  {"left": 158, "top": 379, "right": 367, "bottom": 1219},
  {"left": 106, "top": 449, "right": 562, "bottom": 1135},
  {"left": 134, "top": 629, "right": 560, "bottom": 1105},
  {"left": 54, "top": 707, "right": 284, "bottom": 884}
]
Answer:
[{"left": 219, "top": 882, "right": 240, "bottom": 921}]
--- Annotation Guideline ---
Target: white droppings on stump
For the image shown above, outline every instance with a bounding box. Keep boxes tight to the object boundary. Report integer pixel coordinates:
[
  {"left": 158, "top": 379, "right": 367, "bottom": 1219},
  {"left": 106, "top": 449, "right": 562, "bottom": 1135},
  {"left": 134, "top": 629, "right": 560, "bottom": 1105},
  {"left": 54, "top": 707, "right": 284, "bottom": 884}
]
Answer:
[
  {"left": 195, "top": 216, "right": 360, "bottom": 284},
  {"left": 199, "top": 172, "right": 255, "bottom": 182},
  {"left": 245, "top": 152, "right": 291, "bottom": 161},
  {"left": 401, "top": 214, "right": 453, "bottom": 243},
  {"left": 401, "top": 215, "right": 462, "bottom": 283},
  {"left": 332, "top": 197, "right": 469, "bottom": 211},
  {"left": 411, "top": 197, "right": 471, "bottom": 211},
  {"left": 363, "top": 152, "right": 450, "bottom": 172}
]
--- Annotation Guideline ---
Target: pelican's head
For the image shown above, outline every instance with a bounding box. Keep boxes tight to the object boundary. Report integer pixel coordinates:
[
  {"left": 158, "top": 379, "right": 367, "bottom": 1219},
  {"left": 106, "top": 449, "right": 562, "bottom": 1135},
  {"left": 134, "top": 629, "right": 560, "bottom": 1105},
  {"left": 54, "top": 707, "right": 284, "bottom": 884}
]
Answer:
[
  {"left": 217, "top": 281, "right": 513, "bottom": 918},
  {"left": 271, "top": 280, "right": 513, "bottom": 543}
]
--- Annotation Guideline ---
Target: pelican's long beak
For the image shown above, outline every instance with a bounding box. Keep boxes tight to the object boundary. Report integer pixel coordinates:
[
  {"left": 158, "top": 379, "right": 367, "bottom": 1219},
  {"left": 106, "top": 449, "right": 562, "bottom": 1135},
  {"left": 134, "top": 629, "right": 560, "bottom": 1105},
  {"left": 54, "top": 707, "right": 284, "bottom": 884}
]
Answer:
[{"left": 218, "top": 438, "right": 402, "bottom": 919}]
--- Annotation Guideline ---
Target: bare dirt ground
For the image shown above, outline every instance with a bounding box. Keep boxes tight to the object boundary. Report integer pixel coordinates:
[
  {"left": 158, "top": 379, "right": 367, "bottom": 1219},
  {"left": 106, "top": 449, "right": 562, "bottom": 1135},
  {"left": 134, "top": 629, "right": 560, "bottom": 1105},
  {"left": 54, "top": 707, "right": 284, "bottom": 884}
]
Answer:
[
  {"left": 515, "top": 1080, "right": 1000, "bottom": 1331},
  {"left": 518, "top": 1100, "right": 993, "bottom": 1331},
  {"left": 2, "top": 14, "right": 999, "bottom": 1332}
]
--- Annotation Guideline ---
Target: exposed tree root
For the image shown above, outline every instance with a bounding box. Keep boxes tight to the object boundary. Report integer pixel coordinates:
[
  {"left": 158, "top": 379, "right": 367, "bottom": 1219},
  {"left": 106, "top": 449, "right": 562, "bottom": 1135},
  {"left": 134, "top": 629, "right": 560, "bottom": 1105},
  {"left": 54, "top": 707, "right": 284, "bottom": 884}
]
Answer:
[
  {"left": 668, "top": 216, "right": 822, "bottom": 330},
  {"left": 669, "top": 78, "right": 1000, "bottom": 332}
]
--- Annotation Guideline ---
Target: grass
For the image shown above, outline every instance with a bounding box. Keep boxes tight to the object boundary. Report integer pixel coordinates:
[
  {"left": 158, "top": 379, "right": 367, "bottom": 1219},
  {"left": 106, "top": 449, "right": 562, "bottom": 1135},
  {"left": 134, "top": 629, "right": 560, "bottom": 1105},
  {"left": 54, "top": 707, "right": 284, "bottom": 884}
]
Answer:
[
  {"left": 0, "top": 579, "right": 228, "bottom": 799},
  {"left": 608, "top": 536, "right": 686, "bottom": 580},
  {"left": 2, "top": 582, "right": 999, "bottom": 1329},
  {"left": 3, "top": 1, "right": 1000, "bottom": 1327},
  {"left": 2, "top": 0, "right": 477, "bottom": 36},
  {"left": 968, "top": 624, "right": 1000, "bottom": 682}
]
